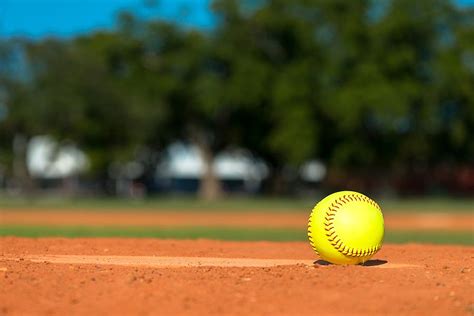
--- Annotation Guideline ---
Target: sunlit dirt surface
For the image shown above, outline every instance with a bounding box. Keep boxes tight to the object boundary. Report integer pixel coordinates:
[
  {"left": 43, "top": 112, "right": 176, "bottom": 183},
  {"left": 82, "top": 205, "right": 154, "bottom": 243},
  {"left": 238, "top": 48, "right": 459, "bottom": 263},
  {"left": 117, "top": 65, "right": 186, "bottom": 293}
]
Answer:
[{"left": 1, "top": 238, "right": 473, "bottom": 315}]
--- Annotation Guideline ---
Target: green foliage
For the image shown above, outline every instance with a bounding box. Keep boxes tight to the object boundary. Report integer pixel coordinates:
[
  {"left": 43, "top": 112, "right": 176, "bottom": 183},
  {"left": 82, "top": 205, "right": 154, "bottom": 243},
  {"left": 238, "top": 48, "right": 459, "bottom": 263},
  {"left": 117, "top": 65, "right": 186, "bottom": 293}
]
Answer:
[
  {"left": 0, "top": 0, "right": 473, "bottom": 192},
  {"left": 0, "top": 225, "right": 472, "bottom": 245}
]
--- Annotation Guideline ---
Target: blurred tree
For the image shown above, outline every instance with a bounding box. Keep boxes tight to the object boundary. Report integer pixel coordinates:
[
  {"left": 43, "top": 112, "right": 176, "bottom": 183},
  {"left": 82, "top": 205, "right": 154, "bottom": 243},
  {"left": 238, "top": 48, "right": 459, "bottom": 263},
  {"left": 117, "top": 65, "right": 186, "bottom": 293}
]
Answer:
[
  {"left": 431, "top": 3, "right": 474, "bottom": 163},
  {"left": 132, "top": 18, "right": 228, "bottom": 199},
  {"left": 0, "top": 39, "right": 40, "bottom": 192},
  {"left": 1, "top": 0, "right": 472, "bottom": 196},
  {"left": 209, "top": 0, "right": 325, "bottom": 193},
  {"left": 2, "top": 28, "right": 168, "bottom": 193},
  {"left": 316, "top": 0, "right": 473, "bottom": 192},
  {"left": 211, "top": 0, "right": 474, "bottom": 193}
]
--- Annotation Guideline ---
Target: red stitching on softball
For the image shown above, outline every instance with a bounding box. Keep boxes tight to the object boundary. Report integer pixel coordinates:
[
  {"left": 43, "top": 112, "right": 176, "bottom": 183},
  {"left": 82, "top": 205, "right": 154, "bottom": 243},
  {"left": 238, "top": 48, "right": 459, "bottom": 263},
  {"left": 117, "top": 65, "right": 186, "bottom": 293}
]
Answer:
[{"left": 323, "top": 193, "right": 381, "bottom": 258}]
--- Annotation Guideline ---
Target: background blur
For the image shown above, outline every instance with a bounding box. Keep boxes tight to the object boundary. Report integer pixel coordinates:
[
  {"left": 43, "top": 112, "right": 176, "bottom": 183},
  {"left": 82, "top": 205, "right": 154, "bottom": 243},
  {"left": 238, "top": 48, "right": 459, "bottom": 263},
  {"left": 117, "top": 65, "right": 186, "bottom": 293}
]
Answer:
[
  {"left": 0, "top": 0, "right": 473, "bottom": 201},
  {"left": 0, "top": 0, "right": 472, "bottom": 245}
]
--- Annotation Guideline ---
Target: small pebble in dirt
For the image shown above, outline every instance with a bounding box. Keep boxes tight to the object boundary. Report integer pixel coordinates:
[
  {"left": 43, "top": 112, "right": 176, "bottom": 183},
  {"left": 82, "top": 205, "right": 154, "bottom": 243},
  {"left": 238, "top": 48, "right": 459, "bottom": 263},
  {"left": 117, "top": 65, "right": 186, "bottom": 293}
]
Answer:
[
  {"left": 449, "top": 291, "right": 455, "bottom": 297},
  {"left": 0, "top": 267, "right": 7, "bottom": 272},
  {"left": 460, "top": 267, "right": 470, "bottom": 273}
]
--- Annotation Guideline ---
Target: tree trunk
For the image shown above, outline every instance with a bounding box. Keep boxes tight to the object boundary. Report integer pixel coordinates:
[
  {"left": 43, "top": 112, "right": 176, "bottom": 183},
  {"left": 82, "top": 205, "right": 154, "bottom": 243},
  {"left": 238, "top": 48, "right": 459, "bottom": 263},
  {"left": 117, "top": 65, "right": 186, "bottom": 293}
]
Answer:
[{"left": 196, "top": 142, "right": 222, "bottom": 200}]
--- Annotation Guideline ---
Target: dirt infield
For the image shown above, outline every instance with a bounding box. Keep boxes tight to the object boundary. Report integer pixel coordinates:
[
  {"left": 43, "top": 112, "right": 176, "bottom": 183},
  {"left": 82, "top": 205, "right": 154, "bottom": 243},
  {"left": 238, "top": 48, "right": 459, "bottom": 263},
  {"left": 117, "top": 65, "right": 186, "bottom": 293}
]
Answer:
[
  {"left": 1, "top": 237, "right": 473, "bottom": 315},
  {"left": 2, "top": 209, "right": 473, "bottom": 230}
]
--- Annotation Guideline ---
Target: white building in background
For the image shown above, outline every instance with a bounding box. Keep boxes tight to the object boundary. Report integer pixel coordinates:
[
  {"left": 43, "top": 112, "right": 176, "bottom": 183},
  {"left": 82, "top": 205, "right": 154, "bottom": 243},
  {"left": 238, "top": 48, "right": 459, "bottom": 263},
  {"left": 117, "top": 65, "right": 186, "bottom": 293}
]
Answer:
[
  {"left": 299, "top": 160, "right": 327, "bottom": 183},
  {"left": 27, "top": 135, "right": 88, "bottom": 179},
  {"left": 24, "top": 137, "right": 323, "bottom": 194},
  {"left": 156, "top": 142, "right": 269, "bottom": 193}
]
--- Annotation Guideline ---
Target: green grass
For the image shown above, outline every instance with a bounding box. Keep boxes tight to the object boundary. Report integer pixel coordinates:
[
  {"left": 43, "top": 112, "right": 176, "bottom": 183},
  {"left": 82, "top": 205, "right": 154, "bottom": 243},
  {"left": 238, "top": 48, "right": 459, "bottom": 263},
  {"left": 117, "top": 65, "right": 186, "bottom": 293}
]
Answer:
[
  {"left": 0, "top": 225, "right": 303, "bottom": 241},
  {"left": 1, "top": 225, "right": 472, "bottom": 245},
  {"left": 0, "top": 196, "right": 473, "bottom": 213},
  {"left": 381, "top": 199, "right": 474, "bottom": 213},
  {"left": 384, "top": 230, "right": 473, "bottom": 245}
]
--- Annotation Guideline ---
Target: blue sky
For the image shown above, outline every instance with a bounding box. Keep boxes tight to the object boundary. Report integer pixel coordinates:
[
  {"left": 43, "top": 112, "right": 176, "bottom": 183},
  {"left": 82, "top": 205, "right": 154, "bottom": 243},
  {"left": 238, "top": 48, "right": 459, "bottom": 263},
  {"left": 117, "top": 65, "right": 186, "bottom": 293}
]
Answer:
[
  {"left": 1, "top": 0, "right": 473, "bottom": 39},
  {"left": 0, "top": 0, "right": 215, "bottom": 38}
]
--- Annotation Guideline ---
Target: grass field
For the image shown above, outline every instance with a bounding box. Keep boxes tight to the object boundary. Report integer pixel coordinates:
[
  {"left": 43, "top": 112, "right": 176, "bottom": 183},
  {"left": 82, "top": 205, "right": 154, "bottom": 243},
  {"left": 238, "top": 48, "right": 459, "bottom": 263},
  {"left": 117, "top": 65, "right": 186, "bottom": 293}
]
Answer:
[
  {"left": 1, "top": 196, "right": 473, "bottom": 315},
  {"left": 1, "top": 196, "right": 472, "bottom": 245},
  {"left": 0, "top": 225, "right": 473, "bottom": 245}
]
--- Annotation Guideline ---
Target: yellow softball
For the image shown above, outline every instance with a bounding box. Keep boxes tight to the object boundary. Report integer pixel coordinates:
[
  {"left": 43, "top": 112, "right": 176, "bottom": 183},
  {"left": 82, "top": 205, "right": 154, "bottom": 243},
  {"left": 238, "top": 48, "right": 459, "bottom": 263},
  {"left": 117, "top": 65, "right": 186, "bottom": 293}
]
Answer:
[{"left": 307, "top": 191, "right": 384, "bottom": 265}]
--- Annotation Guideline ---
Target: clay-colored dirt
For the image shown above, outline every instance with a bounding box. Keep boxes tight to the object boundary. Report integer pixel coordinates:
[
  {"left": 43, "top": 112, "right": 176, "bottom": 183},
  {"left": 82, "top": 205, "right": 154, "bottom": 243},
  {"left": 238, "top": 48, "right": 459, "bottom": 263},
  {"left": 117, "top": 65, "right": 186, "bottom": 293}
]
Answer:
[
  {"left": 1, "top": 209, "right": 473, "bottom": 231},
  {"left": 1, "top": 237, "right": 473, "bottom": 315}
]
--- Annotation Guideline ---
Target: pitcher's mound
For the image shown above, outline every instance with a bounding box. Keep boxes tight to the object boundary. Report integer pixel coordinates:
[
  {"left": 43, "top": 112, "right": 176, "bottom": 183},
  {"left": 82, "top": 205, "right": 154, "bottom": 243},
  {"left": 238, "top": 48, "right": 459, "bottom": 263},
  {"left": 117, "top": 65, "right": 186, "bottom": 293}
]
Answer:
[
  {"left": 1, "top": 238, "right": 472, "bottom": 316},
  {"left": 3, "top": 254, "right": 422, "bottom": 268}
]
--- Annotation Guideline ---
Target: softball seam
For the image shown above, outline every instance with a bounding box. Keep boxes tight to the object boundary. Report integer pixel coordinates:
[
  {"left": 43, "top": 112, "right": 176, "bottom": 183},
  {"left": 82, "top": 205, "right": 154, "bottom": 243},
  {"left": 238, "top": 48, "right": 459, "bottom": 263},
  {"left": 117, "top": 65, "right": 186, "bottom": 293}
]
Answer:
[
  {"left": 307, "top": 214, "right": 319, "bottom": 255},
  {"left": 307, "top": 193, "right": 382, "bottom": 258}
]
